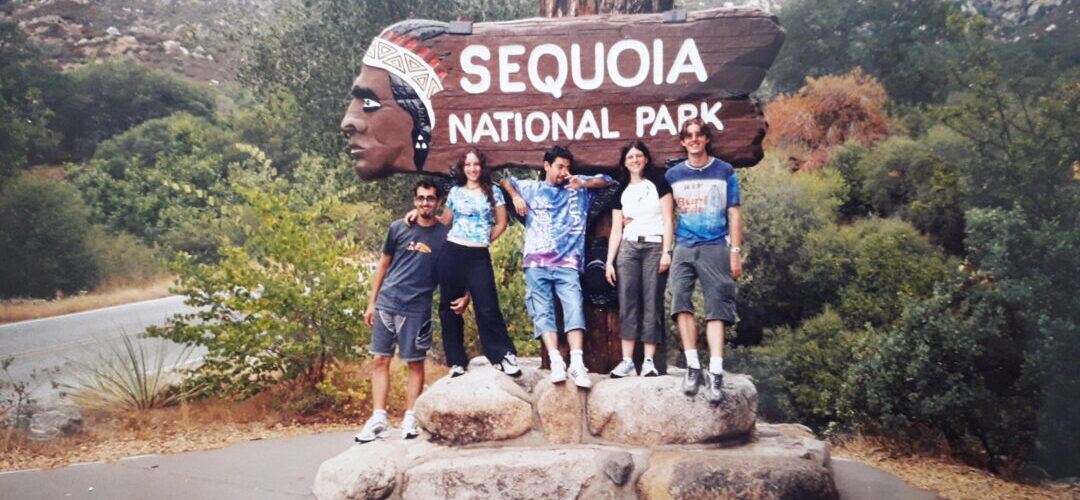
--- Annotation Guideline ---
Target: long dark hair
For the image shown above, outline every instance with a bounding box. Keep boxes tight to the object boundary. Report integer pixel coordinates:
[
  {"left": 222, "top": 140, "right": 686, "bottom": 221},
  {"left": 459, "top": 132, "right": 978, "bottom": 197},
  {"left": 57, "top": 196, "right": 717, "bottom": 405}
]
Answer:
[
  {"left": 615, "top": 140, "right": 658, "bottom": 187},
  {"left": 452, "top": 148, "right": 497, "bottom": 207}
]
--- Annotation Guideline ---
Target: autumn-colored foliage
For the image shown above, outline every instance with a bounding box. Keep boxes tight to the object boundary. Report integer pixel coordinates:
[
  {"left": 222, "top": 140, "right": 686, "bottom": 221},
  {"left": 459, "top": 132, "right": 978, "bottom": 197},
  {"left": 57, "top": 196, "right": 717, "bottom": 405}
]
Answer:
[{"left": 765, "top": 68, "right": 891, "bottom": 169}]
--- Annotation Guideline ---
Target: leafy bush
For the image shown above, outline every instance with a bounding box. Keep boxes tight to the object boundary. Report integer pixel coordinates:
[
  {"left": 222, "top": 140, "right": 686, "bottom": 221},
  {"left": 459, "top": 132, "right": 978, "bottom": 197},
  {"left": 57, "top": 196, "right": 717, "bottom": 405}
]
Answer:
[
  {"left": 0, "top": 22, "right": 62, "bottom": 178},
  {"left": 844, "top": 206, "right": 1080, "bottom": 477},
  {"left": 0, "top": 174, "right": 97, "bottom": 298},
  {"left": 794, "top": 217, "right": 953, "bottom": 329},
  {"left": 146, "top": 187, "right": 373, "bottom": 398},
  {"left": 768, "top": 0, "right": 959, "bottom": 103},
  {"left": 823, "top": 141, "right": 871, "bottom": 219},
  {"left": 737, "top": 159, "right": 841, "bottom": 342},
  {"left": 732, "top": 309, "right": 867, "bottom": 428},
  {"left": 48, "top": 58, "right": 216, "bottom": 161},
  {"left": 87, "top": 229, "right": 165, "bottom": 288},
  {"left": 764, "top": 69, "right": 891, "bottom": 169}
]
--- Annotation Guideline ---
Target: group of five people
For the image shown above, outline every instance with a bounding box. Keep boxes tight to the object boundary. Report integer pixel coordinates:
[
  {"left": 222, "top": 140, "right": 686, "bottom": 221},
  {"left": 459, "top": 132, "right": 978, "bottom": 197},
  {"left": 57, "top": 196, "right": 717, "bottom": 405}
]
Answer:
[{"left": 353, "top": 118, "right": 743, "bottom": 443}]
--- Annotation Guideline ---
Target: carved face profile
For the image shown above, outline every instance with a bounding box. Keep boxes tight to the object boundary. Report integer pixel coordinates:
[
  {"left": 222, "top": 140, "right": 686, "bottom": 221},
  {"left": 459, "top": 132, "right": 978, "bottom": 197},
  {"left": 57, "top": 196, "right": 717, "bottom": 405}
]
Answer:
[
  {"left": 341, "top": 67, "right": 419, "bottom": 179},
  {"left": 341, "top": 22, "right": 449, "bottom": 180}
]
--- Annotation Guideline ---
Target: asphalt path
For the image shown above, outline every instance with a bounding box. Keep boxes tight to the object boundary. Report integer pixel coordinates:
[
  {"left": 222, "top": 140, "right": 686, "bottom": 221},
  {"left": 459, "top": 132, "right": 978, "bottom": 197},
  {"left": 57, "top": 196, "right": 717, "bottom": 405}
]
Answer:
[
  {"left": 0, "top": 296, "right": 204, "bottom": 403},
  {"left": 0, "top": 432, "right": 940, "bottom": 499}
]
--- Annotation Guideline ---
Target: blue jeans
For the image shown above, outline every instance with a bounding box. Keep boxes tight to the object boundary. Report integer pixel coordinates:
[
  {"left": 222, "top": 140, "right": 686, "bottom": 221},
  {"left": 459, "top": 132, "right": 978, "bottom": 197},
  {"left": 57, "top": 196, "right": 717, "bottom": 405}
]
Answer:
[{"left": 524, "top": 266, "right": 586, "bottom": 338}]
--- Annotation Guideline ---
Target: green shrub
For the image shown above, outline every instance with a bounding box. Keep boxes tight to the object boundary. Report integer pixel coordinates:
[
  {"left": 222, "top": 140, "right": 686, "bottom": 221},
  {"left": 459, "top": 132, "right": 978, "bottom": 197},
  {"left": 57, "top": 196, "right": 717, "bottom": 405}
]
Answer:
[
  {"left": 146, "top": 187, "right": 371, "bottom": 398},
  {"left": 844, "top": 206, "right": 1080, "bottom": 477},
  {"left": 0, "top": 22, "right": 61, "bottom": 177},
  {"left": 87, "top": 229, "right": 165, "bottom": 287},
  {"left": 48, "top": 58, "right": 216, "bottom": 160},
  {"left": 824, "top": 141, "right": 871, "bottom": 219},
  {"left": 861, "top": 133, "right": 968, "bottom": 253},
  {"left": 0, "top": 174, "right": 97, "bottom": 298},
  {"left": 731, "top": 309, "right": 867, "bottom": 428},
  {"left": 736, "top": 159, "right": 842, "bottom": 341},
  {"left": 794, "top": 217, "right": 953, "bottom": 329}
]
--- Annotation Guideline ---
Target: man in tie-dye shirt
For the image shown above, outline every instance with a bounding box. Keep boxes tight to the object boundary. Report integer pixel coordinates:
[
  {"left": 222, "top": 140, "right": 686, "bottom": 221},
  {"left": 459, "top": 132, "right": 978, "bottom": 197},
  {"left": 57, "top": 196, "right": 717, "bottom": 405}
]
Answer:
[
  {"left": 665, "top": 118, "right": 744, "bottom": 404},
  {"left": 500, "top": 146, "right": 613, "bottom": 389}
]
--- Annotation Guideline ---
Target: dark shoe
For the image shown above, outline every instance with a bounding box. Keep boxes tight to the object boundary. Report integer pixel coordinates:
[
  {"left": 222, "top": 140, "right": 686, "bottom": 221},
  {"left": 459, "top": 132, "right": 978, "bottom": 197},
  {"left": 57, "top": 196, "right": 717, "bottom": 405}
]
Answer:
[
  {"left": 706, "top": 371, "right": 724, "bottom": 404},
  {"left": 682, "top": 367, "right": 703, "bottom": 396}
]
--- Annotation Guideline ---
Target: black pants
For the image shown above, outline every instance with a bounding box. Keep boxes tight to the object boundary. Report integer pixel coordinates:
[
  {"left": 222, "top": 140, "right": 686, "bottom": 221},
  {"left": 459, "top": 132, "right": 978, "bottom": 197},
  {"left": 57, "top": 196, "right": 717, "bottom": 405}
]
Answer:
[{"left": 437, "top": 241, "right": 516, "bottom": 367}]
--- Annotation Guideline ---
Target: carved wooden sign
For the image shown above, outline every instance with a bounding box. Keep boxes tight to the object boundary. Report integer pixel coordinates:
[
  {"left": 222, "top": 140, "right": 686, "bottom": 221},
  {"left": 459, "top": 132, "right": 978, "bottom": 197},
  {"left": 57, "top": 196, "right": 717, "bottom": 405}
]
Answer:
[{"left": 341, "top": 9, "right": 785, "bottom": 179}]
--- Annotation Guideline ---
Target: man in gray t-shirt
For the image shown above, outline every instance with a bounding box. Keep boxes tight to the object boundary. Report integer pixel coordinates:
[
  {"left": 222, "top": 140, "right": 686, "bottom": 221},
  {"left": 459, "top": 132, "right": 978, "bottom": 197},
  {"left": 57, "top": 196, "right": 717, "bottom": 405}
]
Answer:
[{"left": 355, "top": 180, "right": 462, "bottom": 443}]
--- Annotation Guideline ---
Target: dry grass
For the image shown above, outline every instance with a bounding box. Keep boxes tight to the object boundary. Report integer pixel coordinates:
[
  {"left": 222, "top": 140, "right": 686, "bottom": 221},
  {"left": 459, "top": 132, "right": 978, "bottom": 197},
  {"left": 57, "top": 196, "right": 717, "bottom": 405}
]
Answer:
[
  {"left": 0, "top": 359, "right": 448, "bottom": 472},
  {"left": 0, "top": 276, "right": 175, "bottom": 324},
  {"left": 834, "top": 435, "right": 1080, "bottom": 500}
]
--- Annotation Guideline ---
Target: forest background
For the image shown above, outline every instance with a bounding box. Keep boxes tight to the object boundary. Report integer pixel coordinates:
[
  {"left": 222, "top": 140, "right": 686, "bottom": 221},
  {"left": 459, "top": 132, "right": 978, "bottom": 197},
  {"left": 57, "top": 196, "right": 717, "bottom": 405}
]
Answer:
[{"left": 0, "top": 0, "right": 1077, "bottom": 484}]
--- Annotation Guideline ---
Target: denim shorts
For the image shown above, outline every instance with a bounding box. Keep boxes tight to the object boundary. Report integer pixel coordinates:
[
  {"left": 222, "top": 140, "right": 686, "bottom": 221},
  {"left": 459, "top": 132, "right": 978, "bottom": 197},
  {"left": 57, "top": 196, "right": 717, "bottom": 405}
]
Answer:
[
  {"left": 370, "top": 309, "right": 432, "bottom": 361},
  {"left": 524, "top": 266, "right": 586, "bottom": 338}
]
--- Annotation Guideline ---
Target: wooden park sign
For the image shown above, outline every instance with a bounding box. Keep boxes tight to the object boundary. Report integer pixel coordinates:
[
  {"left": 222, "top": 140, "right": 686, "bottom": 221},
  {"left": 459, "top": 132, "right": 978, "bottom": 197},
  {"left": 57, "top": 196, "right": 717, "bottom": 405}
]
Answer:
[{"left": 342, "top": 8, "right": 785, "bottom": 179}]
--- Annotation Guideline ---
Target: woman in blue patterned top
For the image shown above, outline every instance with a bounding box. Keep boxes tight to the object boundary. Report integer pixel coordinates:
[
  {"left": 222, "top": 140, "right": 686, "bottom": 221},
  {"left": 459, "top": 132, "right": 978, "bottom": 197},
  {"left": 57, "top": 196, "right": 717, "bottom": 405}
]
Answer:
[{"left": 410, "top": 149, "right": 520, "bottom": 378}]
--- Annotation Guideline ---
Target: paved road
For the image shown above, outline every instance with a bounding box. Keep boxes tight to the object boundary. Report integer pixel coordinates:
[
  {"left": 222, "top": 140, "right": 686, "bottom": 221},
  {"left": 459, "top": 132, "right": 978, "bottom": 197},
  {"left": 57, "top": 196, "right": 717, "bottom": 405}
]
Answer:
[
  {"left": 0, "top": 296, "right": 203, "bottom": 402},
  {"left": 0, "top": 431, "right": 939, "bottom": 499}
]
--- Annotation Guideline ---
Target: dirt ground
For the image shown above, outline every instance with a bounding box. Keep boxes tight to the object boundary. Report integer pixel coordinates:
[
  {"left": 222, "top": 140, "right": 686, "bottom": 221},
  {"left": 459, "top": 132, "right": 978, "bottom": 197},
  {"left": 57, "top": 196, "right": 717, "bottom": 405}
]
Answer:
[
  {"left": 0, "top": 277, "right": 174, "bottom": 324},
  {"left": 834, "top": 438, "right": 1079, "bottom": 500}
]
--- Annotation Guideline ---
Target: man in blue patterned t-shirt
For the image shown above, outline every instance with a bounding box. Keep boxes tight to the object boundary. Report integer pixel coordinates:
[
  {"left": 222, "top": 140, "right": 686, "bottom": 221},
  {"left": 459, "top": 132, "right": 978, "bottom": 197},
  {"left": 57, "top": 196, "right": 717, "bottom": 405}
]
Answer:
[
  {"left": 500, "top": 146, "right": 613, "bottom": 389},
  {"left": 665, "top": 118, "right": 744, "bottom": 404}
]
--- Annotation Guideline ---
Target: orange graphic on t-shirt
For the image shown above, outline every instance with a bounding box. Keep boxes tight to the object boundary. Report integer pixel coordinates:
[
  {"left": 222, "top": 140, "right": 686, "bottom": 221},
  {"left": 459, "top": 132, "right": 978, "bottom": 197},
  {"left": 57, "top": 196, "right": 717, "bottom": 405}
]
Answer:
[{"left": 406, "top": 242, "right": 432, "bottom": 253}]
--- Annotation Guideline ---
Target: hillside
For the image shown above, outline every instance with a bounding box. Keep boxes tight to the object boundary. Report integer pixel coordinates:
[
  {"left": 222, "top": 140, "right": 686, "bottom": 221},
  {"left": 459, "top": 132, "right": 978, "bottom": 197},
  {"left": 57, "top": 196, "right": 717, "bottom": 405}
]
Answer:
[{"left": 2, "top": 0, "right": 274, "bottom": 82}]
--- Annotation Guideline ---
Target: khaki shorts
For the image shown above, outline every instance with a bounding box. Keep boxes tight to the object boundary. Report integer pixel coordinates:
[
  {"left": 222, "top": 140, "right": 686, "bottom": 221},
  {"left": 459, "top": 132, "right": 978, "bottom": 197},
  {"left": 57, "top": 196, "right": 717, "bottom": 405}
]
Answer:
[{"left": 668, "top": 244, "right": 736, "bottom": 324}]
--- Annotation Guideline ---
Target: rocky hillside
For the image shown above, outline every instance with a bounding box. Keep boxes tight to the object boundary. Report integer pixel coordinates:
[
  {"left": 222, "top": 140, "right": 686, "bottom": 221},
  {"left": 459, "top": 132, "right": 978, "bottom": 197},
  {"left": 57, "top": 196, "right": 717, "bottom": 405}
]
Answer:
[
  {"left": 2, "top": 0, "right": 274, "bottom": 82},
  {"left": 4, "top": 0, "right": 1075, "bottom": 83}
]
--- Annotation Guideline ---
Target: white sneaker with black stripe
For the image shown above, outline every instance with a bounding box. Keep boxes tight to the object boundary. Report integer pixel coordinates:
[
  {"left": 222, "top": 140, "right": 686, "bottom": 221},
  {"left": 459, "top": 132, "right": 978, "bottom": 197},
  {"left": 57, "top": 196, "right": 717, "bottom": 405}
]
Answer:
[
  {"left": 353, "top": 415, "right": 388, "bottom": 443},
  {"left": 401, "top": 412, "right": 420, "bottom": 440},
  {"left": 498, "top": 353, "right": 522, "bottom": 377},
  {"left": 609, "top": 359, "right": 636, "bottom": 378}
]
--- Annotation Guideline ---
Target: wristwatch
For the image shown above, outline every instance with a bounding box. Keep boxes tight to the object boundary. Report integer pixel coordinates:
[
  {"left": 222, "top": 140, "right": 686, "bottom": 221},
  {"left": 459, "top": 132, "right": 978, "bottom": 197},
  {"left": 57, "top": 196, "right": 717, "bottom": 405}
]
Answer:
[{"left": 730, "top": 247, "right": 742, "bottom": 254}]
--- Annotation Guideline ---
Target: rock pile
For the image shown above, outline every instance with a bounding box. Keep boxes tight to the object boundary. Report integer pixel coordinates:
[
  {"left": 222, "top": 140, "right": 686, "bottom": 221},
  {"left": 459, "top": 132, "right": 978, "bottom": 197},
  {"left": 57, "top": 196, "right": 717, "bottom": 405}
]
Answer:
[{"left": 314, "top": 360, "right": 838, "bottom": 500}]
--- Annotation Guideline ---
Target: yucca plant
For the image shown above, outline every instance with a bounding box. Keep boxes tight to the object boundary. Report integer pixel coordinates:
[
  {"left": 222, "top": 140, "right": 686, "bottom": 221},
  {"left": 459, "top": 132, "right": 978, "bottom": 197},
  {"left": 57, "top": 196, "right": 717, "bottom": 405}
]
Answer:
[{"left": 65, "top": 334, "right": 198, "bottom": 410}]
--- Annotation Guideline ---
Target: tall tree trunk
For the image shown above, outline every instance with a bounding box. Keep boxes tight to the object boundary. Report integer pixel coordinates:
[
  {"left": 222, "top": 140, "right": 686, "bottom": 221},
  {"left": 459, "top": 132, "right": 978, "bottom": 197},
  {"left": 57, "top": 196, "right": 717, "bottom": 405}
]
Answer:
[
  {"left": 537, "top": 0, "right": 675, "bottom": 376},
  {"left": 540, "top": 0, "right": 674, "bottom": 17}
]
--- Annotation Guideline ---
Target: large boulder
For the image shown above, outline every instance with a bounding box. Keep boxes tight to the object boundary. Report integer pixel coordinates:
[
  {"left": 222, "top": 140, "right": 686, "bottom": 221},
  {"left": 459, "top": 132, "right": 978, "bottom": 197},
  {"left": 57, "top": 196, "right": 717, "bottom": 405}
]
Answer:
[
  {"left": 414, "top": 366, "right": 533, "bottom": 445},
  {"left": 586, "top": 372, "right": 757, "bottom": 446},
  {"left": 534, "top": 378, "right": 585, "bottom": 444},
  {"left": 312, "top": 441, "right": 400, "bottom": 500},
  {"left": 400, "top": 446, "right": 638, "bottom": 500},
  {"left": 0, "top": 403, "right": 84, "bottom": 440},
  {"left": 638, "top": 450, "right": 838, "bottom": 500}
]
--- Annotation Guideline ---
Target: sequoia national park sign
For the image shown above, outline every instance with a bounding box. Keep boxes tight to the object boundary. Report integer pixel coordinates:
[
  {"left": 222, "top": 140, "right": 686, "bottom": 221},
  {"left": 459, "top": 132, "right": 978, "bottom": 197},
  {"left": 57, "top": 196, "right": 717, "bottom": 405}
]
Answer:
[{"left": 341, "top": 9, "right": 785, "bottom": 179}]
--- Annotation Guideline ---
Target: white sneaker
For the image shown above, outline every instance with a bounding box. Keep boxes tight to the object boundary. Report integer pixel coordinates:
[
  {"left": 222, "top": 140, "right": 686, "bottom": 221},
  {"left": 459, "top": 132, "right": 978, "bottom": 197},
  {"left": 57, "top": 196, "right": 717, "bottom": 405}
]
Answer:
[
  {"left": 448, "top": 365, "right": 466, "bottom": 378},
  {"left": 353, "top": 415, "right": 388, "bottom": 443},
  {"left": 499, "top": 353, "right": 522, "bottom": 378},
  {"left": 549, "top": 356, "right": 567, "bottom": 383},
  {"left": 609, "top": 359, "right": 636, "bottom": 378},
  {"left": 640, "top": 358, "right": 659, "bottom": 377},
  {"left": 568, "top": 363, "right": 592, "bottom": 389},
  {"left": 401, "top": 413, "right": 420, "bottom": 440}
]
